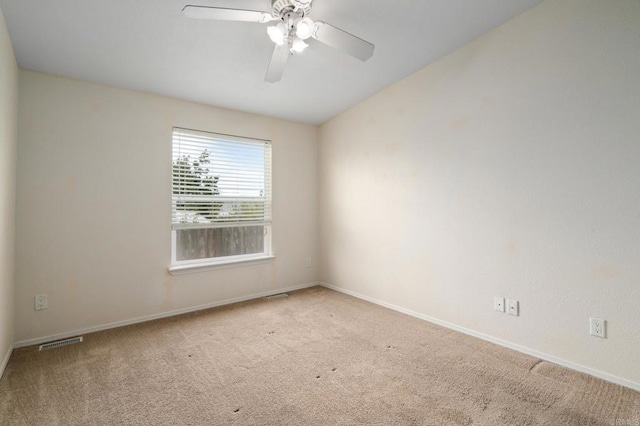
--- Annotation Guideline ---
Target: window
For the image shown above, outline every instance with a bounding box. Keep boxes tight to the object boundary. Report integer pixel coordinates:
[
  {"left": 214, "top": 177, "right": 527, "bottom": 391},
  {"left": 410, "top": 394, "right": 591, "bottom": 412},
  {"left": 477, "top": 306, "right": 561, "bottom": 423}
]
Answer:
[{"left": 170, "top": 127, "right": 272, "bottom": 271}]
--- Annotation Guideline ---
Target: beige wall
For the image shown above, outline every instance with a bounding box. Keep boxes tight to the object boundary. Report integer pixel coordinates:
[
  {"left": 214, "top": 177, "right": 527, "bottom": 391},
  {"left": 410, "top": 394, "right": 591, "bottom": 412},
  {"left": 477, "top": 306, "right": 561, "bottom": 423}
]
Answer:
[
  {"left": 319, "top": 0, "right": 640, "bottom": 386},
  {"left": 15, "top": 70, "right": 318, "bottom": 343},
  {"left": 0, "top": 6, "right": 18, "bottom": 370}
]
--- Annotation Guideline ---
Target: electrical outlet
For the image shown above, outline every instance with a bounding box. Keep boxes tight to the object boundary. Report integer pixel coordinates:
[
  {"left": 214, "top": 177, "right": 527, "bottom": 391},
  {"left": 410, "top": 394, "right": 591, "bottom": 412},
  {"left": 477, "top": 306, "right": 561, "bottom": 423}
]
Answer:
[
  {"left": 305, "top": 258, "right": 312, "bottom": 269},
  {"left": 507, "top": 299, "right": 519, "bottom": 316},
  {"left": 494, "top": 297, "right": 505, "bottom": 312},
  {"left": 590, "top": 317, "right": 606, "bottom": 338},
  {"left": 35, "top": 294, "right": 48, "bottom": 311}
]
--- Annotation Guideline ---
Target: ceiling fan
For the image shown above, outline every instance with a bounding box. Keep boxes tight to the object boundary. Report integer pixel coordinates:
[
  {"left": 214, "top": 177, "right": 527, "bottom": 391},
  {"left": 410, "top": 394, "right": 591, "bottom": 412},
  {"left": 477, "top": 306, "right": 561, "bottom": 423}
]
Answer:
[{"left": 182, "top": 0, "right": 375, "bottom": 83}]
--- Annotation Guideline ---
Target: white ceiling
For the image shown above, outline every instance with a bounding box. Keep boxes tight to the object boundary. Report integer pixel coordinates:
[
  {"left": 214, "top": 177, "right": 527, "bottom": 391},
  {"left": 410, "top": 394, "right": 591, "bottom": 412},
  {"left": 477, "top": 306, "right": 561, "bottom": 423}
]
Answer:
[{"left": 0, "top": 0, "right": 543, "bottom": 124}]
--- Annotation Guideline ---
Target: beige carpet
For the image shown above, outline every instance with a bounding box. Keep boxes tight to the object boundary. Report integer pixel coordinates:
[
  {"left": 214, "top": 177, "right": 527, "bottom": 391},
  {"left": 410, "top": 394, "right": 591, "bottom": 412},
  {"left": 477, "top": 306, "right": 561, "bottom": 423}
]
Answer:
[{"left": 0, "top": 286, "right": 638, "bottom": 425}]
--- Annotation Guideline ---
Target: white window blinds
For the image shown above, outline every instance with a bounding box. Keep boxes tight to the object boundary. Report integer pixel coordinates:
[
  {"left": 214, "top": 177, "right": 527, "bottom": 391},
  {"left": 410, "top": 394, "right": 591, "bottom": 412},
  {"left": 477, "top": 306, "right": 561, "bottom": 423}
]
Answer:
[{"left": 172, "top": 128, "right": 272, "bottom": 230}]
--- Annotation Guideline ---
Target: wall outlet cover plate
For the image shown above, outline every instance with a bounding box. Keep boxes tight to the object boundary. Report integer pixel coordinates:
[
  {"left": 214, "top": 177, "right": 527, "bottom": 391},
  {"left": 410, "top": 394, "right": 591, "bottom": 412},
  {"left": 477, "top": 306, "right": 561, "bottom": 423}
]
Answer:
[
  {"left": 590, "top": 317, "right": 606, "bottom": 338},
  {"left": 35, "top": 294, "right": 48, "bottom": 311}
]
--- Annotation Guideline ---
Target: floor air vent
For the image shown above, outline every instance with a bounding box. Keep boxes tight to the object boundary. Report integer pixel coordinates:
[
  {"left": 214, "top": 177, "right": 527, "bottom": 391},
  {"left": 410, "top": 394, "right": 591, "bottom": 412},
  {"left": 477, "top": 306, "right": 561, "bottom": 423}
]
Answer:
[
  {"left": 39, "top": 336, "right": 83, "bottom": 351},
  {"left": 266, "top": 293, "right": 288, "bottom": 300}
]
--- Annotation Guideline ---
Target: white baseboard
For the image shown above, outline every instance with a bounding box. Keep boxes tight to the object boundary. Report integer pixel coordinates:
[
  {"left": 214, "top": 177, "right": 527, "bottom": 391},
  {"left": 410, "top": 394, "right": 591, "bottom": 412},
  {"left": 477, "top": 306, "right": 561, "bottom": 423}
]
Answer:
[
  {"left": 319, "top": 282, "right": 640, "bottom": 392},
  {"left": 14, "top": 282, "right": 319, "bottom": 349},
  {"left": 1, "top": 342, "right": 13, "bottom": 379}
]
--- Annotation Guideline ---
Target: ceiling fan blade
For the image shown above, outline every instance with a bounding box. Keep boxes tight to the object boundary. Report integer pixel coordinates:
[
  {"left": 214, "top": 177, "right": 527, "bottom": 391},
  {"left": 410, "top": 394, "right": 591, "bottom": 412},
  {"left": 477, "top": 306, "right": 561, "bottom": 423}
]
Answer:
[
  {"left": 182, "top": 5, "right": 274, "bottom": 23},
  {"left": 265, "top": 42, "right": 291, "bottom": 83},
  {"left": 312, "top": 22, "right": 374, "bottom": 61}
]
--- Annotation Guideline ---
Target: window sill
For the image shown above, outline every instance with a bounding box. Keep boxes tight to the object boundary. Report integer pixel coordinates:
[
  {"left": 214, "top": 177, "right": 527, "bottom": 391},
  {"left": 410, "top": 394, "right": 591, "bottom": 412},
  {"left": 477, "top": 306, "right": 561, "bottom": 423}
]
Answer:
[{"left": 168, "top": 255, "right": 275, "bottom": 276}]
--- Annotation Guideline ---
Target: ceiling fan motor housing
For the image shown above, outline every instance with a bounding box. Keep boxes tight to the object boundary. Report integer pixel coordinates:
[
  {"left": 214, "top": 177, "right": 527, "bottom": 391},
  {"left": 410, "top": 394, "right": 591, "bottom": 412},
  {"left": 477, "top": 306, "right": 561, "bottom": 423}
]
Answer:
[{"left": 272, "top": 0, "right": 312, "bottom": 19}]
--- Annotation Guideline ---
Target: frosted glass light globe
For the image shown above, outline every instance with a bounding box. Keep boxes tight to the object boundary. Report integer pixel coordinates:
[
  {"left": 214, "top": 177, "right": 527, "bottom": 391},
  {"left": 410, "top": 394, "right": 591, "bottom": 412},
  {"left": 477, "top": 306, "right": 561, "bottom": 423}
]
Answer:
[
  {"left": 296, "top": 17, "right": 314, "bottom": 40},
  {"left": 267, "top": 23, "right": 287, "bottom": 45}
]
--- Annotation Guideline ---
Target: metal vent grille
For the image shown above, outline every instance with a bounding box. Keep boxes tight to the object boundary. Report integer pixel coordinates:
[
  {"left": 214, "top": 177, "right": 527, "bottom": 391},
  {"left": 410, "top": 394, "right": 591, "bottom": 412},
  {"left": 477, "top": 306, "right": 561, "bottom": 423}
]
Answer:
[
  {"left": 39, "top": 336, "right": 83, "bottom": 351},
  {"left": 266, "top": 293, "right": 289, "bottom": 300}
]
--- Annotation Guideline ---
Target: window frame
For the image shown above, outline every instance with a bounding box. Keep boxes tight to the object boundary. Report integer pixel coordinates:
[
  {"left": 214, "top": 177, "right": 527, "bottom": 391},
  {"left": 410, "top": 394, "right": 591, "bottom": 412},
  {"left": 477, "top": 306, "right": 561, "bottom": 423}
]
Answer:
[{"left": 169, "top": 127, "right": 273, "bottom": 274}]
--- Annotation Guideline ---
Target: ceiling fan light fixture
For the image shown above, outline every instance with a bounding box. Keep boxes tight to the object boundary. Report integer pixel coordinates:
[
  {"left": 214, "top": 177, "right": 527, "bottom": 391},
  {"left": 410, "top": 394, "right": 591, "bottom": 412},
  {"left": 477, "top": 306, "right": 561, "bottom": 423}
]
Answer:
[
  {"left": 296, "top": 17, "right": 314, "bottom": 40},
  {"left": 291, "top": 36, "right": 309, "bottom": 53},
  {"left": 182, "top": 1, "right": 375, "bottom": 83},
  {"left": 267, "top": 23, "right": 287, "bottom": 45}
]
